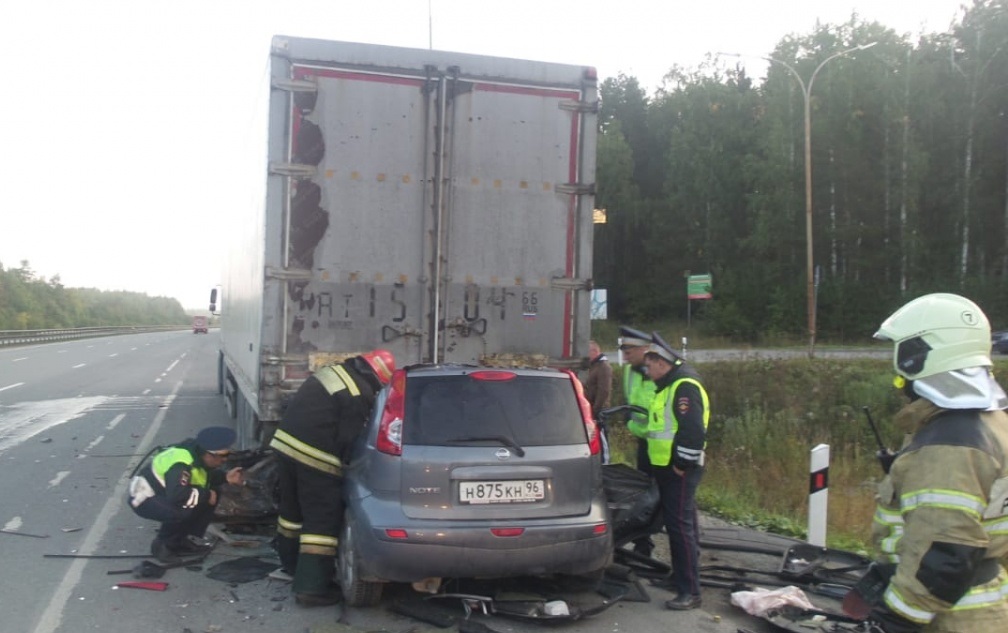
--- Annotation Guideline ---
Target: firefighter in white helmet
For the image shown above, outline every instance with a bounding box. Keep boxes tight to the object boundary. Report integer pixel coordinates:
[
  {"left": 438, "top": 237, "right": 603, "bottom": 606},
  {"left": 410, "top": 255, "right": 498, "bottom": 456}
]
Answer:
[{"left": 864, "top": 293, "right": 1008, "bottom": 632}]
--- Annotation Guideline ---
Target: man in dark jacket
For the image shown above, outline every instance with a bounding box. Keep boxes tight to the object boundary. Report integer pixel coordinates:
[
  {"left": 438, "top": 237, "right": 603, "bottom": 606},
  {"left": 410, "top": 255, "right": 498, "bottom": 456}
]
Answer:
[
  {"left": 584, "top": 339, "right": 613, "bottom": 462},
  {"left": 269, "top": 349, "right": 395, "bottom": 607},
  {"left": 127, "top": 426, "right": 245, "bottom": 563}
]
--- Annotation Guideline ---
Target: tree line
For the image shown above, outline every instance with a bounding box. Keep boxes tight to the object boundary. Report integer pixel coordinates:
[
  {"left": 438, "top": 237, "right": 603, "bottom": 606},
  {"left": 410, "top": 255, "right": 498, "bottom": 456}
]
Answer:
[
  {"left": 5, "top": 3, "right": 1008, "bottom": 341},
  {"left": 0, "top": 260, "right": 188, "bottom": 330},
  {"left": 594, "top": 0, "right": 1008, "bottom": 341}
]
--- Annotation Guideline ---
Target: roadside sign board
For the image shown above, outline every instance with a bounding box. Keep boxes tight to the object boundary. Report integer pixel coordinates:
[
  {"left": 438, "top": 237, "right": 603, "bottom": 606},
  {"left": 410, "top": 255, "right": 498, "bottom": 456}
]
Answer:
[
  {"left": 687, "top": 274, "right": 712, "bottom": 300},
  {"left": 590, "top": 289, "right": 608, "bottom": 320}
]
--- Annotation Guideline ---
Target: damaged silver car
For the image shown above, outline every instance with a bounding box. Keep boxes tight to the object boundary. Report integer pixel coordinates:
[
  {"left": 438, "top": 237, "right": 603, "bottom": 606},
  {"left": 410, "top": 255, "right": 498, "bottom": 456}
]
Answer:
[{"left": 337, "top": 364, "right": 613, "bottom": 606}]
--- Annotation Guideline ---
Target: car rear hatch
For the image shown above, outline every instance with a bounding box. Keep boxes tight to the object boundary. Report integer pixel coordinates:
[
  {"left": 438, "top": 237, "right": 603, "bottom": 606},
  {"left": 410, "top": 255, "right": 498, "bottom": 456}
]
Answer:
[{"left": 392, "top": 368, "right": 598, "bottom": 521}]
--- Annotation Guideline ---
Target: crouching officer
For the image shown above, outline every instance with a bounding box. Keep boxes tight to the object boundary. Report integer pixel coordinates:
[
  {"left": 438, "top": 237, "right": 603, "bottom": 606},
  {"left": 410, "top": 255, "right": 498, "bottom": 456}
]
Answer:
[
  {"left": 862, "top": 293, "right": 1008, "bottom": 632},
  {"left": 127, "top": 426, "right": 245, "bottom": 563},
  {"left": 643, "top": 333, "right": 709, "bottom": 611},
  {"left": 270, "top": 349, "right": 395, "bottom": 607}
]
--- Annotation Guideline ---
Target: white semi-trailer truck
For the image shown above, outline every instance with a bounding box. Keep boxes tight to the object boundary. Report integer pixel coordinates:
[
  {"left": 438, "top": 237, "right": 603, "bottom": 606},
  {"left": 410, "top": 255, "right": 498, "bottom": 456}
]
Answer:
[{"left": 213, "top": 36, "right": 598, "bottom": 447}]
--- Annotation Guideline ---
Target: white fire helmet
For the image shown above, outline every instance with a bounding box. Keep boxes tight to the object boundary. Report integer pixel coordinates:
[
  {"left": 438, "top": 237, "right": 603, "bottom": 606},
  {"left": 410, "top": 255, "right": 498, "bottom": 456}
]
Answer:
[{"left": 874, "top": 293, "right": 992, "bottom": 380}]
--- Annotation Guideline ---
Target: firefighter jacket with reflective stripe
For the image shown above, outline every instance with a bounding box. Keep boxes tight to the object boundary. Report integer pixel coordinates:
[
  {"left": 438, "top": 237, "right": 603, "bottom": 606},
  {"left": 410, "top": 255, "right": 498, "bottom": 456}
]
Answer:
[
  {"left": 623, "top": 364, "right": 657, "bottom": 440},
  {"left": 645, "top": 367, "right": 709, "bottom": 470},
  {"left": 871, "top": 398, "right": 1008, "bottom": 628},
  {"left": 269, "top": 358, "right": 379, "bottom": 477},
  {"left": 138, "top": 441, "right": 223, "bottom": 511}
]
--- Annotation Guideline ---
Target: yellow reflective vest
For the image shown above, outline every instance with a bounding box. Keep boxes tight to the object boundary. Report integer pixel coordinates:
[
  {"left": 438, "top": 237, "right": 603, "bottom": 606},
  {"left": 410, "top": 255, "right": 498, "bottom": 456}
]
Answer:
[
  {"left": 646, "top": 376, "right": 709, "bottom": 468},
  {"left": 153, "top": 446, "right": 208, "bottom": 488},
  {"left": 623, "top": 364, "right": 657, "bottom": 440}
]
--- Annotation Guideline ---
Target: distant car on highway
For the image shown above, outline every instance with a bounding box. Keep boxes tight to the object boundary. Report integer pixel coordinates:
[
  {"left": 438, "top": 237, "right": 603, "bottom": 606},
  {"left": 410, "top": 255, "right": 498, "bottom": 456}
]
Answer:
[
  {"left": 992, "top": 331, "right": 1008, "bottom": 354},
  {"left": 337, "top": 364, "right": 613, "bottom": 606}
]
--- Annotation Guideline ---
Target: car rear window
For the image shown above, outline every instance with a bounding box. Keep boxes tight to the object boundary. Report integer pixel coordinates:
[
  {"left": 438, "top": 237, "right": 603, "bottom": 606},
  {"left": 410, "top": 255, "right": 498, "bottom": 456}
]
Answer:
[{"left": 403, "top": 374, "right": 587, "bottom": 447}]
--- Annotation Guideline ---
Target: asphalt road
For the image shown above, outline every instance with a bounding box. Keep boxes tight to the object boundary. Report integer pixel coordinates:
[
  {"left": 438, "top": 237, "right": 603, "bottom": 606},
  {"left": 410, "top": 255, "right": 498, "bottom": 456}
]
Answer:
[{"left": 0, "top": 332, "right": 848, "bottom": 633}]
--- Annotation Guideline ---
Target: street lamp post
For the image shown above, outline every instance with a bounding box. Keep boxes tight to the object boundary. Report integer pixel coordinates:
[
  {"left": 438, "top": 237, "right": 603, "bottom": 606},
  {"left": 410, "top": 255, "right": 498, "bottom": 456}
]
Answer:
[{"left": 721, "top": 43, "right": 876, "bottom": 357}]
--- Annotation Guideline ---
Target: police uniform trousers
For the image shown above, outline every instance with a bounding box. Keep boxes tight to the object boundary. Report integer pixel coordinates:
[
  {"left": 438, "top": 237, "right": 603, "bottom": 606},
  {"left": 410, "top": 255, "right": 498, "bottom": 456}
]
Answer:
[
  {"left": 132, "top": 494, "right": 215, "bottom": 547},
  {"left": 274, "top": 453, "right": 344, "bottom": 596},
  {"left": 653, "top": 463, "right": 703, "bottom": 597}
]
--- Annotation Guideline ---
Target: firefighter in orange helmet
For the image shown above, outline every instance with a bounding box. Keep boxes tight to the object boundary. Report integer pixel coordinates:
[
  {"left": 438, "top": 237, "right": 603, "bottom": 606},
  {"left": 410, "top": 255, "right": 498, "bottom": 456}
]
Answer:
[{"left": 269, "top": 349, "right": 394, "bottom": 606}]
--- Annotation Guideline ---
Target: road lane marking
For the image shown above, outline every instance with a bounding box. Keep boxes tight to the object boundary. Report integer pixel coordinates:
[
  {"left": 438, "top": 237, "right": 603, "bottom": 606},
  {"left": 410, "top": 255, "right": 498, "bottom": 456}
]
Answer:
[
  {"left": 166, "top": 360, "right": 179, "bottom": 372},
  {"left": 142, "top": 389, "right": 151, "bottom": 395},
  {"left": 72, "top": 364, "right": 85, "bottom": 369},
  {"left": 0, "top": 383, "right": 24, "bottom": 392},
  {"left": 109, "top": 353, "right": 118, "bottom": 358},
  {"left": 48, "top": 471, "right": 70, "bottom": 489},
  {"left": 12, "top": 357, "right": 27, "bottom": 362},
  {"left": 106, "top": 414, "right": 125, "bottom": 431},
  {"left": 32, "top": 383, "right": 182, "bottom": 633},
  {"left": 3, "top": 516, "right": 22, "bottom": 531},
  {"left": 84, "top": 435, "right": 105, "bottom": 453}
]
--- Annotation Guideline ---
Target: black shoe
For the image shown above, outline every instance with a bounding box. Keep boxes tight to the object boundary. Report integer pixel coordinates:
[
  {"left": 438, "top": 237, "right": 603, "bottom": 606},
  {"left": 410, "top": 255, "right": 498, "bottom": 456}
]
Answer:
[
  {"left": 665, "top": 593, "right": 702, "bottom": 610},
  {"left": 295, "top": 588, "right": 342, "bottom": 607},
  {"left": 150, "top": 538, "right": 182, "bottom": 564}
]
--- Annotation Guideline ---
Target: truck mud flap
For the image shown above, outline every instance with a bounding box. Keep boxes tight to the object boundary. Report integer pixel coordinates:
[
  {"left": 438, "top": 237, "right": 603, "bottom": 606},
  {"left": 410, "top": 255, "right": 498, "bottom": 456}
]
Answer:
[{"left": 223, "top": 372, "right": 238, "bottom": 419}]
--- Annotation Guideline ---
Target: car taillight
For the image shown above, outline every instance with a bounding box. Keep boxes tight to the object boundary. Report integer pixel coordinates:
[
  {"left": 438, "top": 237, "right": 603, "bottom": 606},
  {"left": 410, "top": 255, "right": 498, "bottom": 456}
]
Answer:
[
  {"left": 376, "top": 369, "right": 406, "bottom": 456},
  {"left": 490, "top": 527, "right": 525, "bottom": 537},
  {"left": 563, "top": 369, "right": 601, "bottom": 456}
]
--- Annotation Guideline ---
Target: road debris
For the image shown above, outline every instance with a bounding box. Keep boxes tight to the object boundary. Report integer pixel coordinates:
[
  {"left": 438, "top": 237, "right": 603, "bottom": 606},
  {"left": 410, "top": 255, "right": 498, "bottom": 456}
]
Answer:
[
  {"left": 1, "top": 528, "right": 49, "bottom": 538},
  {"left": 114, "top": 581, "right": 169, "bottom": 591}
]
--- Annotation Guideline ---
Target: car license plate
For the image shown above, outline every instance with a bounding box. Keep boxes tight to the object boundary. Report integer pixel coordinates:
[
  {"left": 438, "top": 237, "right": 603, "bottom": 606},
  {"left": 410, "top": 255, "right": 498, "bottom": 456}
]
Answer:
[{"left": 459, "top": 480, "right": 545, "bottom": 504}]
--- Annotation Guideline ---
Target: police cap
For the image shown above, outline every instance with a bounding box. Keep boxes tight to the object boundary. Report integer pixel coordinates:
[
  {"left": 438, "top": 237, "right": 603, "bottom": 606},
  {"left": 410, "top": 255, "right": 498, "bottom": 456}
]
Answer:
[
  {"left": 618, "top": 325, "right": 651, "bottom": 349},
  {"left": 644, "top": 332, "right": 683, "bottom": 366},
  {"left": 195, "top": 426, "right": 237, "bottom": 452}
]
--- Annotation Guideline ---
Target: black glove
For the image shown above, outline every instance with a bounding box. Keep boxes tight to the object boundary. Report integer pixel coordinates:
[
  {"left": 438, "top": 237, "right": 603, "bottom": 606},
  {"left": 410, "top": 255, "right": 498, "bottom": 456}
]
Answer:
[
  {"left": 843, "top": 562, "right": 896, "bottom": 618},
  {"left": 868, "top": 603, "right": 923, "bottom": 633},
  {"left": 877, "top": 448, "right": 897, "bottom": 474}
]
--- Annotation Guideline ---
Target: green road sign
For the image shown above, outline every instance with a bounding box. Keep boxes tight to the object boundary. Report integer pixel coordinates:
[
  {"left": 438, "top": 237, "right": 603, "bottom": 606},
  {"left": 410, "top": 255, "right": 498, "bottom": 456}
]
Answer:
[{"left": 688, "top": 274, "right": 712, "bottom": 300}]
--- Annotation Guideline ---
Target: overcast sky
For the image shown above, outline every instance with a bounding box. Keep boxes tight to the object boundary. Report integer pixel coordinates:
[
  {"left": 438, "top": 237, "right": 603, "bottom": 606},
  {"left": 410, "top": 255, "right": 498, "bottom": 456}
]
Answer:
[{"left": 0, "top": 0, "right": 967, "bottom": 311}]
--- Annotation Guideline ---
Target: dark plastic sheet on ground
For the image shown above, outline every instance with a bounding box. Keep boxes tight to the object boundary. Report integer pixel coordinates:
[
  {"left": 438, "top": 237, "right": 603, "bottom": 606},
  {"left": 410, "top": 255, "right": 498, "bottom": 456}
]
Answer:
[
  {"left": 602, "top": 463, "right": 661, "bottom": 546},
  {"left": 205, "top": 557, "right": 278, "bottom": 583}
]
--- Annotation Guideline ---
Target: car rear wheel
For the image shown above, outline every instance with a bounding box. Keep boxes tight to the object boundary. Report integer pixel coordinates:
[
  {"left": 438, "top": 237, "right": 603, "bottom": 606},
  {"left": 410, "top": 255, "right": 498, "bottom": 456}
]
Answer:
[{"left": 337, "top": 513, "right": 383, "bottom": 607}]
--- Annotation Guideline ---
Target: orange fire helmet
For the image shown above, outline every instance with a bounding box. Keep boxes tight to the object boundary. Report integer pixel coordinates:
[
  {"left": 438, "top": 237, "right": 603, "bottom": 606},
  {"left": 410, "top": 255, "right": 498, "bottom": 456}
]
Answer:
[{"left": 361, "top": 349, "right": 395, "bottom": 385}]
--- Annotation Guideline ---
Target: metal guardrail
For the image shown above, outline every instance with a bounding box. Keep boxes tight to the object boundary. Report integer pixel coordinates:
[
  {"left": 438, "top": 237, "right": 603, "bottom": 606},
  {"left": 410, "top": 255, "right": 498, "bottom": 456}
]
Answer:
[{"left": 0, "top": 326, "right": 188, "bottom": 347}]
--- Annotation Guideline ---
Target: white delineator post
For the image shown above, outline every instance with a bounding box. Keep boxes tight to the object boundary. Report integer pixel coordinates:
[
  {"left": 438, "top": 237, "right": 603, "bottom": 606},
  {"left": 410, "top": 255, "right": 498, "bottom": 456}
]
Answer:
[{"left": 808, "top": 444, "right": 830, "bottom": 547}]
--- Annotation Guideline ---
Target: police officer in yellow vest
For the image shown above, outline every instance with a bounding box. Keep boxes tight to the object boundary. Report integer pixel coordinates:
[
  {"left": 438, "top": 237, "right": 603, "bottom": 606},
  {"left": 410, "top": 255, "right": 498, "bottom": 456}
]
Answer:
[
  {"left": 128, "top": 426, "right": 245, "bottom": 563},
  {"left": 863, "top": 293, "right": 1008, "bottom": 632},
  {"left": 270, "top": 349, "right": 395, "bottom": 607},
  {"left": 643, "top": 333, "right": 709, "bottom": 611},
  {"left": 619, "top": 325, "right": 659, "bottom": 556}
]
